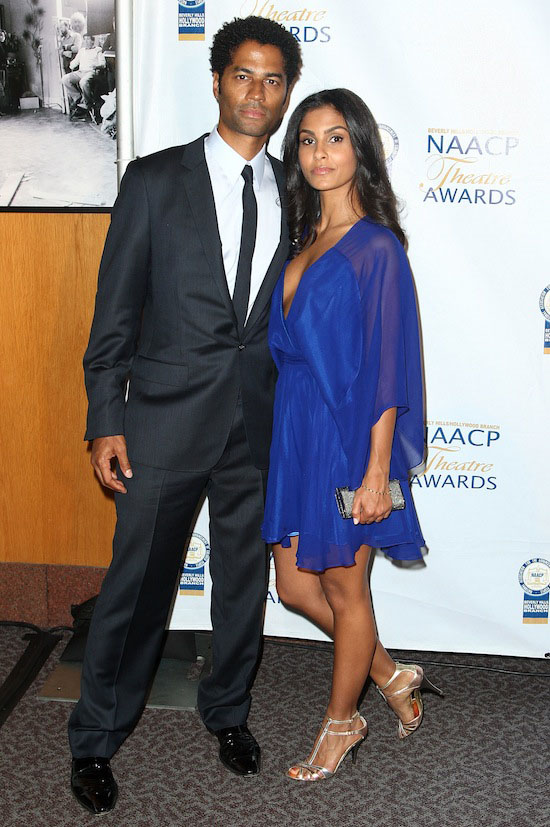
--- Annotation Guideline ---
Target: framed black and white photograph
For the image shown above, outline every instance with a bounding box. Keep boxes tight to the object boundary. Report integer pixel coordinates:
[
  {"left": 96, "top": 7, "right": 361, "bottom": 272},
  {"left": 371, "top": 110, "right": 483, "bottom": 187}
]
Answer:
[{"left": 0, "top": 0, "right": 116, "bottom": 210}]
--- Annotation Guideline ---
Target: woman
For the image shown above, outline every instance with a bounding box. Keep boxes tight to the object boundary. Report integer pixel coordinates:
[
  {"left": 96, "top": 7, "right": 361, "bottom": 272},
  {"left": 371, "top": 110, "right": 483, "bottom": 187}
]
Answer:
[{"left": 261, "top": 89, "right": 442, "bottom": 781}]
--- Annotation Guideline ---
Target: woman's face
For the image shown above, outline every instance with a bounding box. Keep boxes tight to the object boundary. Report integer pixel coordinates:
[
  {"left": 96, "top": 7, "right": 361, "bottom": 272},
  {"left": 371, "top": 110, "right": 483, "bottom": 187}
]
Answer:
[{"left": 298, "top": 105, "right": 357, "bottom": 195}]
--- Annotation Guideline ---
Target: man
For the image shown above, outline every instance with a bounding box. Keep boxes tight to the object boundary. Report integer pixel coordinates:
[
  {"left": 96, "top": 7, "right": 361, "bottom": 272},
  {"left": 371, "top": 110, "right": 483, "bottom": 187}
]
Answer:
[
  {"left": 69, "top": 16, "right": 301, "bottom": 816},
  {"left": 62, "top": 33, "right": 105, "bottom": 120},
  {"left": 58, "top": 19, "right": 81, "bottom": 74}
]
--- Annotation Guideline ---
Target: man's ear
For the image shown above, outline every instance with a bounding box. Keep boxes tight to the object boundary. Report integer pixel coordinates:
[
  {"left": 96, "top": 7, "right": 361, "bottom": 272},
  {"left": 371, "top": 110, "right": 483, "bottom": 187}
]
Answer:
[{"left": 212, "top": 72, "right": 220, "bottom": 101}]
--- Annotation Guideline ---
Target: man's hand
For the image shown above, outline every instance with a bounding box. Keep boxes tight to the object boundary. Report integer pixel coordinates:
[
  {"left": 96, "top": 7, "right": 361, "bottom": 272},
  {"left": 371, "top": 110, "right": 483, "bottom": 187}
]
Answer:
[{"left": 91, "top": 435, "right": 133, "bottom": 493}]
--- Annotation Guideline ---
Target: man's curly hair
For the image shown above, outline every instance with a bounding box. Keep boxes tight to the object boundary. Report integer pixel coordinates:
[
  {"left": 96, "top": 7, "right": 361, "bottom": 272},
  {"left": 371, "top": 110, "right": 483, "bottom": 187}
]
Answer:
[{"left": 210, "top": 16, "right": 302, "bottom": 90}]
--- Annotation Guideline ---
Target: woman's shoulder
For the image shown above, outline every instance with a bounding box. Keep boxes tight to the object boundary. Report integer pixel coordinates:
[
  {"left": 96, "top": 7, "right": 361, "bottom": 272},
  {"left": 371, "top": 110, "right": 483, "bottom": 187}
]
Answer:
[
  {"left": 338, "top": 217, "right": 405, "bottom": 272},
  {"left": 354, "top": 217, "right": 403, "bottom": 251}
]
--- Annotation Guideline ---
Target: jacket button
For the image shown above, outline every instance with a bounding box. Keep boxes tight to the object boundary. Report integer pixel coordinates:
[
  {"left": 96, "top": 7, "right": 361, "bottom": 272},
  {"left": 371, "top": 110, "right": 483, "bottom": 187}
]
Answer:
[{"left": 238, "top": 343, "right": 245, "bottom": 350}]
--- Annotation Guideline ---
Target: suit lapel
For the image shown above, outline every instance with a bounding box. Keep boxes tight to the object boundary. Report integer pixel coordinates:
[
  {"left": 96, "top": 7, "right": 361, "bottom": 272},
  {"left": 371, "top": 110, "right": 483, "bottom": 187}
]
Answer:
[
  {"left": 180, "top": 137, "right": 238, "bottom": 328},
  {"left": 243, "top": 156, "right": 289, "bottom": 339}
]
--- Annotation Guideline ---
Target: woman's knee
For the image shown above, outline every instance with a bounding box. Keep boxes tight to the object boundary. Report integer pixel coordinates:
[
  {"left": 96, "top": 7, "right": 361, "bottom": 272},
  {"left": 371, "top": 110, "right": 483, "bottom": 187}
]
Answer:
[
  {"left": 322, "top": 586, "right": 347, "bottom": 614},
  {"left": 321, "top": 576, "right": 363, "bottom": 615},
  {"left": 275, "top": 573, "right": 304, "bottom": 610}
]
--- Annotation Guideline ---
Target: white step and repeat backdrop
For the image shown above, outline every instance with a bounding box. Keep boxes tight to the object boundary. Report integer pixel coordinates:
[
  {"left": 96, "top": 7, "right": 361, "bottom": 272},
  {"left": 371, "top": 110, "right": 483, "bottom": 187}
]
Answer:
[{"left": 131, "top": 1, "right": 550, "bottom": 656}]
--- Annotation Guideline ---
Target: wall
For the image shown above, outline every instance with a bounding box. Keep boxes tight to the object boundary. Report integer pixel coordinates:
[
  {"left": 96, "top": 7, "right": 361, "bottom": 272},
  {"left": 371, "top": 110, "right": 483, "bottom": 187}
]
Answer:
[
  {"left": 0, "top": 212, "right": 115, "bottom": 570},
  {"left": 87, "top": 0, "right": 113, "bottom": 35},
  {"left": 4, "top": 0, "right": 64, "bottom": 105}
]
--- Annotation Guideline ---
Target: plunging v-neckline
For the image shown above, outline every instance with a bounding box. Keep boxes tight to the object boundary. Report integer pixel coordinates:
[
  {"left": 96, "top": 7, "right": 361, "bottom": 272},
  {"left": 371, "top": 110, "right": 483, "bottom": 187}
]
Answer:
[{"left": 281, "top": 219, "right": 365, "bottom": 322}]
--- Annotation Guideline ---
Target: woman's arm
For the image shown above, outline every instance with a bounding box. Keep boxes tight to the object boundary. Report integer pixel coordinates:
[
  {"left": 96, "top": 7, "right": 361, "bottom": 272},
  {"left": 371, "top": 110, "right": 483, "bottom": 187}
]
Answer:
[{"left": 351, "top": 407, "right": 396, "bottom": 525}]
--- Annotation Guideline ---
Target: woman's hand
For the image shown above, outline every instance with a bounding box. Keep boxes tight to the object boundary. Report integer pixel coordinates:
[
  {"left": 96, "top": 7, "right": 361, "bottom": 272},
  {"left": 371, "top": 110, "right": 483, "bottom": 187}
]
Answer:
[
  {"left": 352, "top": 408, "right": 397, "bottom": 524},
  {"left": 351, "top": 482, "right": 392, "bottom": 525}
]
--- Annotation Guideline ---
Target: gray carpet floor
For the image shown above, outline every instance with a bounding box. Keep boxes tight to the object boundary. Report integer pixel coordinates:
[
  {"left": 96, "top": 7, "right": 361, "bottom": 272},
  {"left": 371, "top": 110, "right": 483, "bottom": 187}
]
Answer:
[{"left": 0, "top": 625, "right": 549, "bottom": 827}]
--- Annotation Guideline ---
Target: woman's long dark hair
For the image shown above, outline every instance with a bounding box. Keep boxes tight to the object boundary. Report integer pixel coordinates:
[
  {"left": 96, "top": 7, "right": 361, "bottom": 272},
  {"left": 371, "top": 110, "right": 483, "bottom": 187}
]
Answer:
[{"left": 282, "top": 89, "right": 406, "bottom": 254}]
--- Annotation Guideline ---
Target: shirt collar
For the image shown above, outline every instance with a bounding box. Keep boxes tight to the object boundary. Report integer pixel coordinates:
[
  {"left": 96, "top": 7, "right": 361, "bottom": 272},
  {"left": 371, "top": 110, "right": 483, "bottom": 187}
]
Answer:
[{"left": 205, "top": 127, "right": 267, "bottom": 190}]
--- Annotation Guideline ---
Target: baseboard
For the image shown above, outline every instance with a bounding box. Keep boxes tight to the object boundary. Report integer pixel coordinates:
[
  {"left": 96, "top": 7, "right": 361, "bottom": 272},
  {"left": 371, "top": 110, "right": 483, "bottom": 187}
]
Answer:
[{"left": 0, "top": 562, "right": 106, "bottom": 627}]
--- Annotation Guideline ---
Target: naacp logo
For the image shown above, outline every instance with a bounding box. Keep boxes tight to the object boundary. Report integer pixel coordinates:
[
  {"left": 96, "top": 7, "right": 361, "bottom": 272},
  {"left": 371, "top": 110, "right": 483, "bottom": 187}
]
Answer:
[
  {"left": 518, "top": 559, "right": 550, "bottom": 596},
  {"left": 421, "top": 129, "right": 518, "bottom": 205},
  {"left": 519, "top": 559, "right": 550, "bottom": 624},
  {"left": 540, "top": 285, "right": 550, "bottom": 321},
  {"left": 378, "top": 124, "right": 399, "bottom": 177},
  {"left": 539, "top": 285, "right": 550, "bottom": 354},
  {"left": 180, "top": 533, "right": 210, "bottom": 596},
  {"left": 185, "top": 533, "right": 210, "bottom": 570},
  {"left": 241, "top": 2, "right": 331, "bottom": 43},
  {"left": 411, "top": 420, "right": 499, "bottom": 491},
  {"left": 178, "top": 1, "right": 205, "bottom": 41}
]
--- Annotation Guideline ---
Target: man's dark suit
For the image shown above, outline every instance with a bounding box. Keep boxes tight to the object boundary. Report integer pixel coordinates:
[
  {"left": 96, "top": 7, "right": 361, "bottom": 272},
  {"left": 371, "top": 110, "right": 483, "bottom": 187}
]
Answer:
[{"left": 68, "top": 136, "right": 288, "bottom": 758}]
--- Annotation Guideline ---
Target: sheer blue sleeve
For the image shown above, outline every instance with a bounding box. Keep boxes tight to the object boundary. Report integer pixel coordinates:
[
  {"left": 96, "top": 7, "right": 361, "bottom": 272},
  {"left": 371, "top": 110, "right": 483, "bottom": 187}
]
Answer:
[
  {"left": 357, "top": 229, "right": 425, "bottom": 480},
  {"left": 293, "top": 222, "right": 425, "bottom": 489}
]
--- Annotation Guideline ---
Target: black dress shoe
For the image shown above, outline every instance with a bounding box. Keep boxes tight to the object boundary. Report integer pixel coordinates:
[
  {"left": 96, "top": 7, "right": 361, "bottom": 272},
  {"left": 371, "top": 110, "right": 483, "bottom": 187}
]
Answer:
[
  {"left": 215, "top": 725, "right": 261, "bottom": 776},
  {"left": 71, "top": 757, "right": 118, "bottom": 815}
]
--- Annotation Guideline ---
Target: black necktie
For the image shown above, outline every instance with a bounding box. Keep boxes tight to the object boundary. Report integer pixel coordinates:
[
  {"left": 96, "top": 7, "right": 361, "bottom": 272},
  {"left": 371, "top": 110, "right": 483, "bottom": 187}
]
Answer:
[{"left": 232, "top": 165, "right": 257, "bottom": 333}]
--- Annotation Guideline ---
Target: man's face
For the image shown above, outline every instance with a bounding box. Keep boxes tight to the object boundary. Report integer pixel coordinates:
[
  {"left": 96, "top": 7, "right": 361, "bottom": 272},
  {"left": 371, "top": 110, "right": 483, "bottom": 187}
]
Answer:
[{"left": 213, "top": 40, "right": 289, "bottom": 139}]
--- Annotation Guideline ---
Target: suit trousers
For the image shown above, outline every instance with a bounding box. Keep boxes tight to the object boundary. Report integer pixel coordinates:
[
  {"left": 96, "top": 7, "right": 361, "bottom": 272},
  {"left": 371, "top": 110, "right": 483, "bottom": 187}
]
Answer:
[
  {"left": 68, "top": 399, "right": 268, "bottom": 758},
  {"left": 62, "top": 70, "right": 96, "bottom": 107}
]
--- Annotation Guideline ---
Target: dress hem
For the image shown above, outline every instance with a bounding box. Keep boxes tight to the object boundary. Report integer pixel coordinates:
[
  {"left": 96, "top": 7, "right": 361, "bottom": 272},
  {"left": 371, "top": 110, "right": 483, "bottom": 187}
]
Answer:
[{"left": 262, "top": 528, "right": 424, "bottom": 573}]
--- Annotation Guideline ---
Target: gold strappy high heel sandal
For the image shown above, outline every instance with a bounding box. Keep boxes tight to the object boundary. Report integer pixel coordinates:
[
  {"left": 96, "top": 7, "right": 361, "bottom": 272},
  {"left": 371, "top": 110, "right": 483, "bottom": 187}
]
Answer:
[
  {"left": 287, "top": 711, "right": 368, "bottom": 781},
  {"left": 377, "top": 663, "right": 443, "bottom": 739}
]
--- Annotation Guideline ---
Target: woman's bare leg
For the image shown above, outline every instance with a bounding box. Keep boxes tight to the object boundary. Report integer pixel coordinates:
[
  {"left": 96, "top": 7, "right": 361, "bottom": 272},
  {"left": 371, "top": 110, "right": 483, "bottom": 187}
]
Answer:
[
  {"left": 273, "top": 540, "right": 413, "bottom": 703},
  {"left": 284, "top": 545, "right": 373, "bottom": 776},
  {"left": 320, "top": 546, "right": 375, "bottom": 716},
  {"left": 272, "top": 539, "right": 333, "bottom": 632},
  {"left": 273, "top": 537, "right": 415, "bottom": 774}
]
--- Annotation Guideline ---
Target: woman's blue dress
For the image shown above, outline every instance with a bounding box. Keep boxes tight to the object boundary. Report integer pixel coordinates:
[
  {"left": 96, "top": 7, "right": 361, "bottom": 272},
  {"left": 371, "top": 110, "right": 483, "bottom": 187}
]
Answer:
[{"left": 261, "top": 218, "right": 426, "bottom": 572}]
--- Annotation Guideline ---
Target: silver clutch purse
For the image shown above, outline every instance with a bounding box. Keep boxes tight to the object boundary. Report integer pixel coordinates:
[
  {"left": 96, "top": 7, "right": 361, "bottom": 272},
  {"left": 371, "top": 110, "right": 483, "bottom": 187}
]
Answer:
[{"left": 335, "top": 479, "right": 405, "bottom": 520}]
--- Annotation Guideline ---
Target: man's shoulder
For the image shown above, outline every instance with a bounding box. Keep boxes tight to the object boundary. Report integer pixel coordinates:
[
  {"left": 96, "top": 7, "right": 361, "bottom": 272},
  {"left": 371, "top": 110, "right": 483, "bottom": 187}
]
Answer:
[
  {"left": 266, "top": 153, "right": 284, "bottom": 193},
  {"left": 133, "top": 145, "right": 186, "bottom": 171},
  {"left": 133, "top": 136, "right": 207, "bottom": 174},
  {"left": 267, "top": 152, "right": 283, "bottom": 173}
]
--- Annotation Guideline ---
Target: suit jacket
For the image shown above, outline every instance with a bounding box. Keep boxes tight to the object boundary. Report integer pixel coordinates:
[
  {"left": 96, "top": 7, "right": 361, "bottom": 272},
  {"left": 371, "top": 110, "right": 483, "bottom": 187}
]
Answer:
[{"left": 83, "top": 135, "right": 289, "bottom": 471}]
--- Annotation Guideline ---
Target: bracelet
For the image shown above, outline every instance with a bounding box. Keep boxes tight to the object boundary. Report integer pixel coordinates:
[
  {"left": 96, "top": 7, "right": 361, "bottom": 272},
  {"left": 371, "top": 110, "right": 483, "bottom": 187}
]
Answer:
[{"left": 360, "top": 485, "right": 390, "bottom": 496}]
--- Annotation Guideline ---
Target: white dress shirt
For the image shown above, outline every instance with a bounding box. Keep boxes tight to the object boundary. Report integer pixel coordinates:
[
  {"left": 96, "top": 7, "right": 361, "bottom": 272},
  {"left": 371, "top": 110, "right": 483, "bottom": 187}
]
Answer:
[
  {"left": 69, "top": 46, "right": 106, "bottom": 73},
  {"left": 204, "top": 127, "right": 282, "bottom": 321}
]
